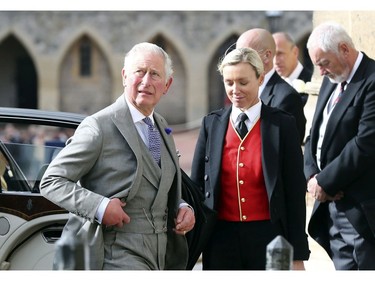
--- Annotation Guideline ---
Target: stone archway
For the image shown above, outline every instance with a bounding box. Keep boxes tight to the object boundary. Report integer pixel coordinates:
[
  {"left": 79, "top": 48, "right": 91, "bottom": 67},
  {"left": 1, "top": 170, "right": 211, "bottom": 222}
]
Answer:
[
  {"left": 0, "top": 35, "right": 37, "bottom": 109},
  {"left": 59, "top": 34, "right": 112, "bottom": 115},
  {"left": 208, "top": 34, "right": 238, "bottom": 112}
]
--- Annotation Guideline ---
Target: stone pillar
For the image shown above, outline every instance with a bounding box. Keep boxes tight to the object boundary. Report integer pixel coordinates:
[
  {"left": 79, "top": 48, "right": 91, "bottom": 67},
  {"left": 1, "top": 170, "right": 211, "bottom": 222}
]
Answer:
[
  {"left": 38, "top": 55, "right": 60, "bottom": 111},
  {"left": 265, "top": 235, "right": 293, "bottom": 270}
]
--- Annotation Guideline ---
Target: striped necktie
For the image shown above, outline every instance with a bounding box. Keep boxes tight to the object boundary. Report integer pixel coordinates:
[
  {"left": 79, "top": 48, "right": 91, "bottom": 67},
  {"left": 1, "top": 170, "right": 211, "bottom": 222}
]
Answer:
[{"left": 327, "top": 81, "right": 347, "bottom": 113}]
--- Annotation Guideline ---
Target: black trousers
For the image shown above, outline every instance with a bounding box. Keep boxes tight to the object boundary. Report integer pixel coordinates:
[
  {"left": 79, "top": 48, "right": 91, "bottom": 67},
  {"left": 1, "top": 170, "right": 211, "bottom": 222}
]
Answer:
[
  {"left": 328, "top": 202, "right": 375, "bottom": 270},
  {"left": 202, "top": 220, "right": 281, "bottom": 270}
]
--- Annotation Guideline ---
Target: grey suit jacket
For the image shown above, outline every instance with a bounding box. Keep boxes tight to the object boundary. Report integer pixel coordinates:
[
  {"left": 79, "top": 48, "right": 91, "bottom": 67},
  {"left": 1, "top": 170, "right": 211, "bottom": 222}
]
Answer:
[{"left": 40, "top": 94, "right": 188, "bottom": 269}]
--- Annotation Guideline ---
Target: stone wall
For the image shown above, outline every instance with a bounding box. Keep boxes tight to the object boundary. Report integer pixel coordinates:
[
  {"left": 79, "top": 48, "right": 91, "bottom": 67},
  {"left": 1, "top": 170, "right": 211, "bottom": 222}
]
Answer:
[{"left": 0, "top": 11, "right": 313, "bottom": 129}]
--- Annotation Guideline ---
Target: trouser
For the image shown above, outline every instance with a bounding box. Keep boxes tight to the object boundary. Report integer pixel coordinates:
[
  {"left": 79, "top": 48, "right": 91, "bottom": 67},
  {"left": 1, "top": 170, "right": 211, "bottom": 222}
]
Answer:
[
  {"left": 103, "top": 230, "right": 168, "bottom": 270},
  {"left": 202, "top": 219, "right": 281, "bottom": 270},
  {"left": 328, "top": 202, "right": 375, "bottom": 270}
]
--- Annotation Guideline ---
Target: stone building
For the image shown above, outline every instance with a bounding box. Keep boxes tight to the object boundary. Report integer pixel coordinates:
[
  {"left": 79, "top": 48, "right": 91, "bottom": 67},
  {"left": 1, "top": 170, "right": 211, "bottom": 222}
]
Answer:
[{"left": 0, "top": 11, "right": 313, "bottom": 130}]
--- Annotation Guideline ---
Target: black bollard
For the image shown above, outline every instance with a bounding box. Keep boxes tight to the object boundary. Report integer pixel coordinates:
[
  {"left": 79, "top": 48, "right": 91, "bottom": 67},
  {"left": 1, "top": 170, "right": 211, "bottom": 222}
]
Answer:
[{"left": 265, "top": 235, "right": 293, "bottom": 270}]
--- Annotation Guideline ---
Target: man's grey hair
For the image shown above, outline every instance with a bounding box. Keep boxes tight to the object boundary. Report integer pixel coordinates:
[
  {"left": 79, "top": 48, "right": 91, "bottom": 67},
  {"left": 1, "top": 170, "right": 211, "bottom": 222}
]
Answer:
[
  {"left": 124, "top": 42, "right": 174, "bottom": 81},
  {"left": 307, "top": 21, "right": 355, "bottom": 55}
]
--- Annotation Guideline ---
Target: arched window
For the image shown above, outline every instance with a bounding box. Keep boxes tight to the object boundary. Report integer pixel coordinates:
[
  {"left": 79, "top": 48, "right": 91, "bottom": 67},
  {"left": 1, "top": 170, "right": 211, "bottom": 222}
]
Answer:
[{"left": 79, "top": 37, "right": 92, "bottom": 77}]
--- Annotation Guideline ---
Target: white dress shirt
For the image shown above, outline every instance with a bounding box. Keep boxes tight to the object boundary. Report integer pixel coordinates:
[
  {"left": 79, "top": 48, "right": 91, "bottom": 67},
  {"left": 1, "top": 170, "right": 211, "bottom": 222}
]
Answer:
[
  {"left": 283, "top": 61, "right": 304, "bottom": 86},
  {"left": 231, "top": 101, "right": 262, "bottom": 132},
  {"left": 259, "top": 69, "right": 275, "bottom": 96}
]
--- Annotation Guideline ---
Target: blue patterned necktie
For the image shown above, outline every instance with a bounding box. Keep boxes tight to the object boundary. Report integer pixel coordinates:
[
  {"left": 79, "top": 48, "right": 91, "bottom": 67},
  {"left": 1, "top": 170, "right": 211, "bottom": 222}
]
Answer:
[{"left": 143, "top": 117, "right": 161, "bottom": 165}]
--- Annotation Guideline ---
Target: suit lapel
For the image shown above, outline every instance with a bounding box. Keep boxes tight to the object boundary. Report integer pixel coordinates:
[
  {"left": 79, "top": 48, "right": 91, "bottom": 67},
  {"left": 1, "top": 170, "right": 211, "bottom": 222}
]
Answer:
[
  {"left": 110, "top": 96, "right": 144, "bottom": 200},
  {"left": 260, "top": 104, "right": 279, "bottom": 198},
  {"left": 111, "top": 96, "right": 143, "bottom": 161},
  {"left": 320, "top": 55, "right": 368, "bottom": 148},
  {"left": 139, "top": 139, "right": 162, "bottom": 188},
  {"left": 310, "top": 80, "right": 336, "bottom": 144},
  {"left": 209, "top": 107, "right": 231, "bottom": 191},
  {"left": 260, "top": 85, "right": 273, "bottom": 104},
  {"left": 261, "top": 73, "right": 278, "bottom": 105},
  {"left": 154, "top": 112, "right": 181, "bottom": 214},
  {"left": 154, "top": 113, "right": 179, "bottom": 168},
  {"left": 323, "top": 82, "right": 356, "bottom": 144},
  {"left": 108, "top": 96, "right": 180, "bottom": 202},
  {"left": 329, "top": 55, "right": 367, "bottom": 121}
]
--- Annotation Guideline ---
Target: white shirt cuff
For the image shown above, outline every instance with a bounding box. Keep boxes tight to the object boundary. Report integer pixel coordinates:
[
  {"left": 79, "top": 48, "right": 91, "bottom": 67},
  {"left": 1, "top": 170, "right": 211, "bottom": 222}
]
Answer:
[{"left": 95, "top": 197, "right": 110, "bottom": 224}]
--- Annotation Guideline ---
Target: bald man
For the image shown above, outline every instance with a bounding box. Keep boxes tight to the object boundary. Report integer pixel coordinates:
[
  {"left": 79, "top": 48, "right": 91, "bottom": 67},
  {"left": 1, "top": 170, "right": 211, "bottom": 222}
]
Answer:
[{"left": 237, "top": 28, "right": 306, "bottom": 144}]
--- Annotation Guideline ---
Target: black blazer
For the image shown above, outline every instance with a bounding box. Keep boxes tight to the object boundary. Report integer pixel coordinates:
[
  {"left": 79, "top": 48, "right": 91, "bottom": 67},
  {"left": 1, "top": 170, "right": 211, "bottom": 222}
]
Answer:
[
  {"left": 304, "top": 52, "right": 375, "bottom": 256},
  {"left": 261, "top": 72, "right": 306, "bottom": 144},
  {"left": 191, "top": 103, "right": 310, "bottom": 260},
  {"left": 298, "top": 66, "right": 313, "bottom": 83}
]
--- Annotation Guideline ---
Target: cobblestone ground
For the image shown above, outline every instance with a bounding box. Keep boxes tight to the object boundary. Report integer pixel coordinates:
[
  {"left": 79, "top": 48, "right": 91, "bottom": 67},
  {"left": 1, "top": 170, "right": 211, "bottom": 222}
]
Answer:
[{"left": 173, "top": 128, "right": 335, "bottom": 271}]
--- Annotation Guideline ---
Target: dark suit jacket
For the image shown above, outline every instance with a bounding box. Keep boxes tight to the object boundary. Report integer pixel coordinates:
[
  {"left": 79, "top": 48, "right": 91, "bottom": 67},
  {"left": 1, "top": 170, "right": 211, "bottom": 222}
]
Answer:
[
  {"left": 297, "top": 67, "right": 313, "bottom": 107},
  {"left": 261, "top": 72, "right": 306, "bottom": 144},
  {"left": 304, "top": 52, "right": 375, "bottom": 257},
  {"left": 298, "top": 67, "right": 313, "bottom": 83},
  {"left": 191, "top": 103, "right": 310, "bottom": 260}
]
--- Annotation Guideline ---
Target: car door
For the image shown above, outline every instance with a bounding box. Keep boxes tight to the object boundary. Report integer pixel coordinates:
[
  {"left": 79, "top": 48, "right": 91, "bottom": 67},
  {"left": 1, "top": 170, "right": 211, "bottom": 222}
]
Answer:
[{"left": 0, "top": 108, "right": 83, "bottom": 270}]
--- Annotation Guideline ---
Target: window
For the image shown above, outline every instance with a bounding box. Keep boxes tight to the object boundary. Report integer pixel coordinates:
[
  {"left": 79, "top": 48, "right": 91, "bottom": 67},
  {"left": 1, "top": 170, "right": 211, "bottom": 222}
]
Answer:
[
  {"left": 79, "top": 37, "right": 92, "bottom": 77},
  {"left": 0, "top": 122, "right": 74, "bottom": 192}
]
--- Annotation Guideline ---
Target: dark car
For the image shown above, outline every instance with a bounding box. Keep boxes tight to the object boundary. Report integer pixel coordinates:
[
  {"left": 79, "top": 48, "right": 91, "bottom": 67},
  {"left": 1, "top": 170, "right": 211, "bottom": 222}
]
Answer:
[{"left": 0, "top": 107, "right": 85, "bottom": 270}]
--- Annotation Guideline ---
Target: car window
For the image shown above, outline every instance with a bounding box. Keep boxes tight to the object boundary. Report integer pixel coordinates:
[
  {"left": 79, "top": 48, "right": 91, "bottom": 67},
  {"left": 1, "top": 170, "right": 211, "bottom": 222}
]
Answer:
[
  {"left": 0, "top": 149, "right": 11, "bottom": 191},
  {"left": 0, "top": 122, "right": 75, "bottom": 193}
]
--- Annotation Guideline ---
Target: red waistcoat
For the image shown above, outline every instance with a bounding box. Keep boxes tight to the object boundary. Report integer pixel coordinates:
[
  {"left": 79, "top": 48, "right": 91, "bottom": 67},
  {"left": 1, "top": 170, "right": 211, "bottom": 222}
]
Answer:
[{"left": 218, "top": 119, "right": 270, "bottom": 221}]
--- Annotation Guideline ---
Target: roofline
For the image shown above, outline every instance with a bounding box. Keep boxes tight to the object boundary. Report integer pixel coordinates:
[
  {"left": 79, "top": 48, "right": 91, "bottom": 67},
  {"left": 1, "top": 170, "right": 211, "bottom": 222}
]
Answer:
[{"left": 0, "top": 107, "right": 85, "bottom": 128}]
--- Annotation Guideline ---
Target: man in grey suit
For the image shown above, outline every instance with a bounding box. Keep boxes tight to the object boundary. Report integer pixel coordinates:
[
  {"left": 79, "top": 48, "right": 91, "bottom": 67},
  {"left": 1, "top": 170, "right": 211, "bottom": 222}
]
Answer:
[
  {"left": 236, "top": 28, "right": 306, "bottom": 144},
  {"left": 305, "top": 21, "right": 375, "bottom": 269},
  {"left": 40, "top": 42, "right": 195, "bottom": 270}
]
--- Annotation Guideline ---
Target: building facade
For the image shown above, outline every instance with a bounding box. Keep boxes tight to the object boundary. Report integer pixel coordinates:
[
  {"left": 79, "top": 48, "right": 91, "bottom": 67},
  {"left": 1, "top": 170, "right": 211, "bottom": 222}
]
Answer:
[{"left": 0, "top": 11, "right": 313, "bottom": 130}]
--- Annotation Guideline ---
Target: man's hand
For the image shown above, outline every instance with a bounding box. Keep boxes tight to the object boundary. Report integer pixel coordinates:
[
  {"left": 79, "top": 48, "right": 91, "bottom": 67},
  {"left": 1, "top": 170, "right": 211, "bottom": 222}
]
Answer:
[
  {"left": 174, "top": 206, "right": 195, "bottom": 235},
  {"left": 307, "top": 175, "right": 344, "bottom": 202},
  {"left": 101, "top": 198, "right": 130, "bottom": 228},
  {"left": 292, "top": 260, "right": 305, "bottom": 270}
]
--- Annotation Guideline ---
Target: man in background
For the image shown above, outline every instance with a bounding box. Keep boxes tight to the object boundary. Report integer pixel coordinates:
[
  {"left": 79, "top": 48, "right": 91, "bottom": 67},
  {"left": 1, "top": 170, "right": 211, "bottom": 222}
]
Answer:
[{"left": 273, "top": 32, "right": 313, "bottom": 106}]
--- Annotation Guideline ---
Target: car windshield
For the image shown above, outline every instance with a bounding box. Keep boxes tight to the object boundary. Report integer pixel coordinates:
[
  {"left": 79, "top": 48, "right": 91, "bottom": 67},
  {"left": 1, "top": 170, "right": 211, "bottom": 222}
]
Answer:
[{"left": 0, "top": 122, "right": 74, "bottom": 193}]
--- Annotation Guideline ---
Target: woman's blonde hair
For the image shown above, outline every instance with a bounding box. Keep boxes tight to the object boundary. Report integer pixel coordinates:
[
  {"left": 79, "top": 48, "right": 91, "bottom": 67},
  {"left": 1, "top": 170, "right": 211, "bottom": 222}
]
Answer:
[{"left": 218, "top": 47, "right": 264, "bottom": 78}]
